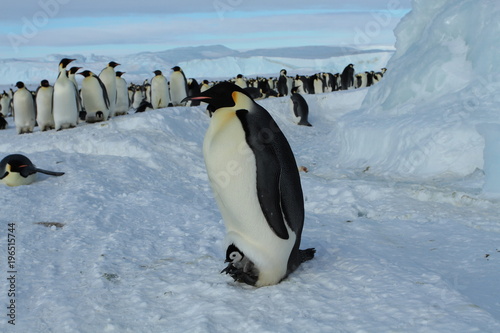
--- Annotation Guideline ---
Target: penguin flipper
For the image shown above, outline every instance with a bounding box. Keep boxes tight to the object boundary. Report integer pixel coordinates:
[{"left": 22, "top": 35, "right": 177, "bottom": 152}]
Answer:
[
  {"left": 0, "top": 171, "right": 8, "bottom": 179},
  {"left": 236, "top": 109, "right": 290, "bottom": 240},
  {"left": 20, "top": 165, "right": 38, "bottom": 177},
  {"left": 35, "top": 168, "right": 65, "bottom": 177}
]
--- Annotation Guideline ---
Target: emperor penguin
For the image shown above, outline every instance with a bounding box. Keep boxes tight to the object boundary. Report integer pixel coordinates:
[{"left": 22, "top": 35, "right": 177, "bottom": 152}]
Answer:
[
  {"left": 68, "top": 66, "right": 83, "bottom": 113},
  {"left": 0, "top": 91, "right": 12, "bottom": 117},
  {"left": 186, "top": 78, "right": 201, "bottom": 106},
  {"left": 234, "top": 74, "right": 247, "bottom": 89},
  {"left": 277, "top": 69, "right": 289, "bottom": 97},
  {"left": 150, "top": 70, "right": 170, "bottom": 109},
  {"left": 35, "top": 80, "right": 55, "bottom": 131},
  {"left": 183, "top": 82, "right": 315, "bottom": 287},
  {"left": 13, "top": 81, "right": 36, "bottom": 134},
  {"left": 99, "top": 61, "right": 120, "bottom": 118},
  {"left": 169, "top": 66, "right": 188, "bottom": 106},
  {"left": 312, "top": 74, "right": 325, "bottom": 94},
  {"left": 132, "top": 86, "right": 145, "bottom": 109},
  {"left": 200, "top": 80, "right": 211, "bottom": 93},
  {"left": 290, "top": 87, "right": 312, "bottom": 126},
  {"left": 340, "top": 64, "right": 355, "bottom": 90},
  {"left": 115, "top": 71, "right": 130, "bottom": 116},
  {"left": 53, "top": 58, "right": 79, "bottom": 131},
  {"left": 1, "top": 154, "right": 64, "bottom": 186},
  {"left": 78, "top": 70, "right": 110, "bottom": 123}
]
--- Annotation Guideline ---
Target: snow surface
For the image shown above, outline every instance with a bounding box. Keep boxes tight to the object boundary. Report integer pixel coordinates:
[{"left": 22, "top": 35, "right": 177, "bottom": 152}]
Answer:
[
  {"left": 1, "top": 1, "right": 500, "bottom": 332},
  {"left": 1, "top": 89, "right": 500, "bottom": 332}
]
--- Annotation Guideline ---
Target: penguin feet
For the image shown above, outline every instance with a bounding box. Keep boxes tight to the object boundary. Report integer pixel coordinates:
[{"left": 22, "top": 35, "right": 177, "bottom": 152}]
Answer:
[
  {"left": 299, "top": 248, "right": 316, "bottom": 263},
  {"left": 221, "top": 263, "right": 258, "bottom": 286}
]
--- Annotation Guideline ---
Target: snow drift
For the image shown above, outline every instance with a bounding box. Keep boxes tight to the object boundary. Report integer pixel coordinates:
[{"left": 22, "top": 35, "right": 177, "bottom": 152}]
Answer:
[{"left": 336, "top": 0, "right": 500, "bottom": 193}]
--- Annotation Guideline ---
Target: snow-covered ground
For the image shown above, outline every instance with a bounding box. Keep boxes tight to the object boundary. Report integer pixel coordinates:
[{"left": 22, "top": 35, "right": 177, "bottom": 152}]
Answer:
[
  {"left": 1, "top": 0, "right": 500, "bottom": 332},
  {"left": 1, "top": 88, "right": 499, "bottom": 333}
]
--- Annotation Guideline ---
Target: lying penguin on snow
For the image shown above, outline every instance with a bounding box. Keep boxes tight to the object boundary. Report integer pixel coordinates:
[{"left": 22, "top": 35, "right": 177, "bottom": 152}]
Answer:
[{"left": 0, "top": 154, "right": 65, "bottom": 186}]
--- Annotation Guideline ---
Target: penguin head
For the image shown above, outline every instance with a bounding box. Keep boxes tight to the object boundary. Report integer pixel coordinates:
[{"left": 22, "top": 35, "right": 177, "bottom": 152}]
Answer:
[
  {"left": 116, "top": 71, "right": 125, "bottom": 77},
  {"left": 171, "top": 66, "right": 182, "bottom": 72},
  {"left": 40, "top": 80, "right": 50, "bottom": 87},
  {"left": 0, "top": 154, "right": 35, "bottom": 178},
  {"left": 69, "top": 66, "right": 82, "bottom": 75},
  {"left": 182, "top": 81, "right": 252, "bottom": 112},
  {"left": 15, "top": 81, "right": 25, "bottom": 89},
  {"left": 59, "top": 58, "right": 76, "bottom": 69},
  {"left": 77, "top": 70, "right": 94, "bottom": 78},
  {"left": 153, "top": 70, "right": 162, "bottom": 76},
  {"left": 108, "top": 61, "right": 120, "bottom": 68},
  {"left": 225, "top": 244, "right": 244, "bottom": 263},
  {"left": 291, "top": 86, "right": 300, "bottom": 94}
]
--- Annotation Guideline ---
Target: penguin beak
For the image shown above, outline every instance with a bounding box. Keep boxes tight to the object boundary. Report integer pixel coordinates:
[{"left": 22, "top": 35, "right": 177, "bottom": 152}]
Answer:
[{"left": 181, "top": 96, "right": 212, "bottom": 104}]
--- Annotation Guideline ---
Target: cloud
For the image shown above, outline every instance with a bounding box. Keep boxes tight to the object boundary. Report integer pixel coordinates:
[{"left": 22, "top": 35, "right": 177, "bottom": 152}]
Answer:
[{"left": 0, "top": 0, "right": 411, "bottom": 58}]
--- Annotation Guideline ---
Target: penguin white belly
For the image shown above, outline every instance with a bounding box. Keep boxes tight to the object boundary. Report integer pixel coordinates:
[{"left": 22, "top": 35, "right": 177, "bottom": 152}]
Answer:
[
  {"left": 53, "top": 80, "right": 78, "bottom": 130},
  {"left": 81, "top": 80, "right": 109, "bottom": 122},
  {"left": 132, "top": 90, "right": 144, "bottom": 109},
  {"left": 13, "top": 91, "right": 36, "bottom": 134},
  {"left": 100, "top": 70, "right": 116, "bottom": 118},
  {"left": 313, "top": 79, "right": 323, "bottom": 94},
  {"left": 115, "top": 78, "right": 129, "bottom": 115},
  {"left": 2, "top": 172, "right": 36, "bottom": 186},
  {"left": 151, "top": 77, "right": 170, "bottom": 109},
  {"left": 36, "top": 88, "right": 55, "bottom": 131},
  {"left": 204, "top": 108, "right": 295, "bottom": 286},
  {"left": 170, "top": 72, "right": 187, "bottom": 106},
  {"left": 0, "top": 97, "right": 11, "bottom": 116}
]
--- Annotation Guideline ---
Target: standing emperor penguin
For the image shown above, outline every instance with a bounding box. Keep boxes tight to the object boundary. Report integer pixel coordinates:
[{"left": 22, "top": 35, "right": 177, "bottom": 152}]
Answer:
[
  {"left": 1, "top": 154, "right": 64, "bottom": 186},
  {"left": 169, "top": 66, "right": 188, "bottom": 106},
  {"left": 79, "top": 70, "right": 110, "bottom": 123},
  {"left": 277, "top": 69, "right": 289, "bottom": 97},
  {"left": 99, "top": 61, "right": 120, "bottom": 118},
  {"left": 53, "top": 58, "right": 79, "bottom": 130},
  {"left": 183, "top": 82, "right": 315, "bottom": 287},
  {"left": 13, "top": 81, "right": 36, "bottom": 134},
  {"left": 290, "top": 87, "right": 312, "bottom": 126},
  {"left": 341, "top": 64, "right": 355, "bottom": 90},
  {"left": 0, "top": 91, "right": 12, "bottom": 117},
  {"left": 115, "top": 71, "right": 130, "bottom": 116},
  {"left": 35, "top": 80, "right": 55, "bottom": 131},
  {"left": 150, "top": 70, "right": 170, "bottom": 109},
  {"left": 68, "top": 66, "right": 83, "bottom": 114},
  {"left": 234, "top": 74, "right": 247, "bottom": 89}
]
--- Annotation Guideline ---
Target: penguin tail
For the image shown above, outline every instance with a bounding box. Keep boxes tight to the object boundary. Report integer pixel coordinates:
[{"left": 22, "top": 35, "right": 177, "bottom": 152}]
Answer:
[
  {"left": 299, "top": 248, "right": 316, "bottom": 263},
  {"left": 35, "top": 168, "right": 65, "bottom": 177}
]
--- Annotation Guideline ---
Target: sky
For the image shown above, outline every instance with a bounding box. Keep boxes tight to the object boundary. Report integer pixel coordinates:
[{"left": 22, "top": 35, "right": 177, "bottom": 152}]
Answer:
[{"left": 0, "top": 0, "right": 412, "bottom": 59}]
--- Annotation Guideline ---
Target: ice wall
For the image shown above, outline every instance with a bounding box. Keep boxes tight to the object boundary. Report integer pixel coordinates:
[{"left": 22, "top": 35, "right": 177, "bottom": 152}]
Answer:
[{"left": 336, "top": 0, "right": 500, "bottom": 186}]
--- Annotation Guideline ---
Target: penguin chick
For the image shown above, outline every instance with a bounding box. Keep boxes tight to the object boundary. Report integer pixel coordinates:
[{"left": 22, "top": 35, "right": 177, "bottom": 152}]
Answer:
[
  {"left": 221, "top": 244, "right": 259, "bottom": 285},
  {"left": 0, "top": 154, "right": 65, "bottom": 186}
]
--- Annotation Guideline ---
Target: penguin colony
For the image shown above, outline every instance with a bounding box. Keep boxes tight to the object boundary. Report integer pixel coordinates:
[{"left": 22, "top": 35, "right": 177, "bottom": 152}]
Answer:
[
  {"left": 0, "top": 62, "right": 385, "bottom": 133},
  {"left": 0, "top": 59, "right": 386, "bottom": 287}
]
